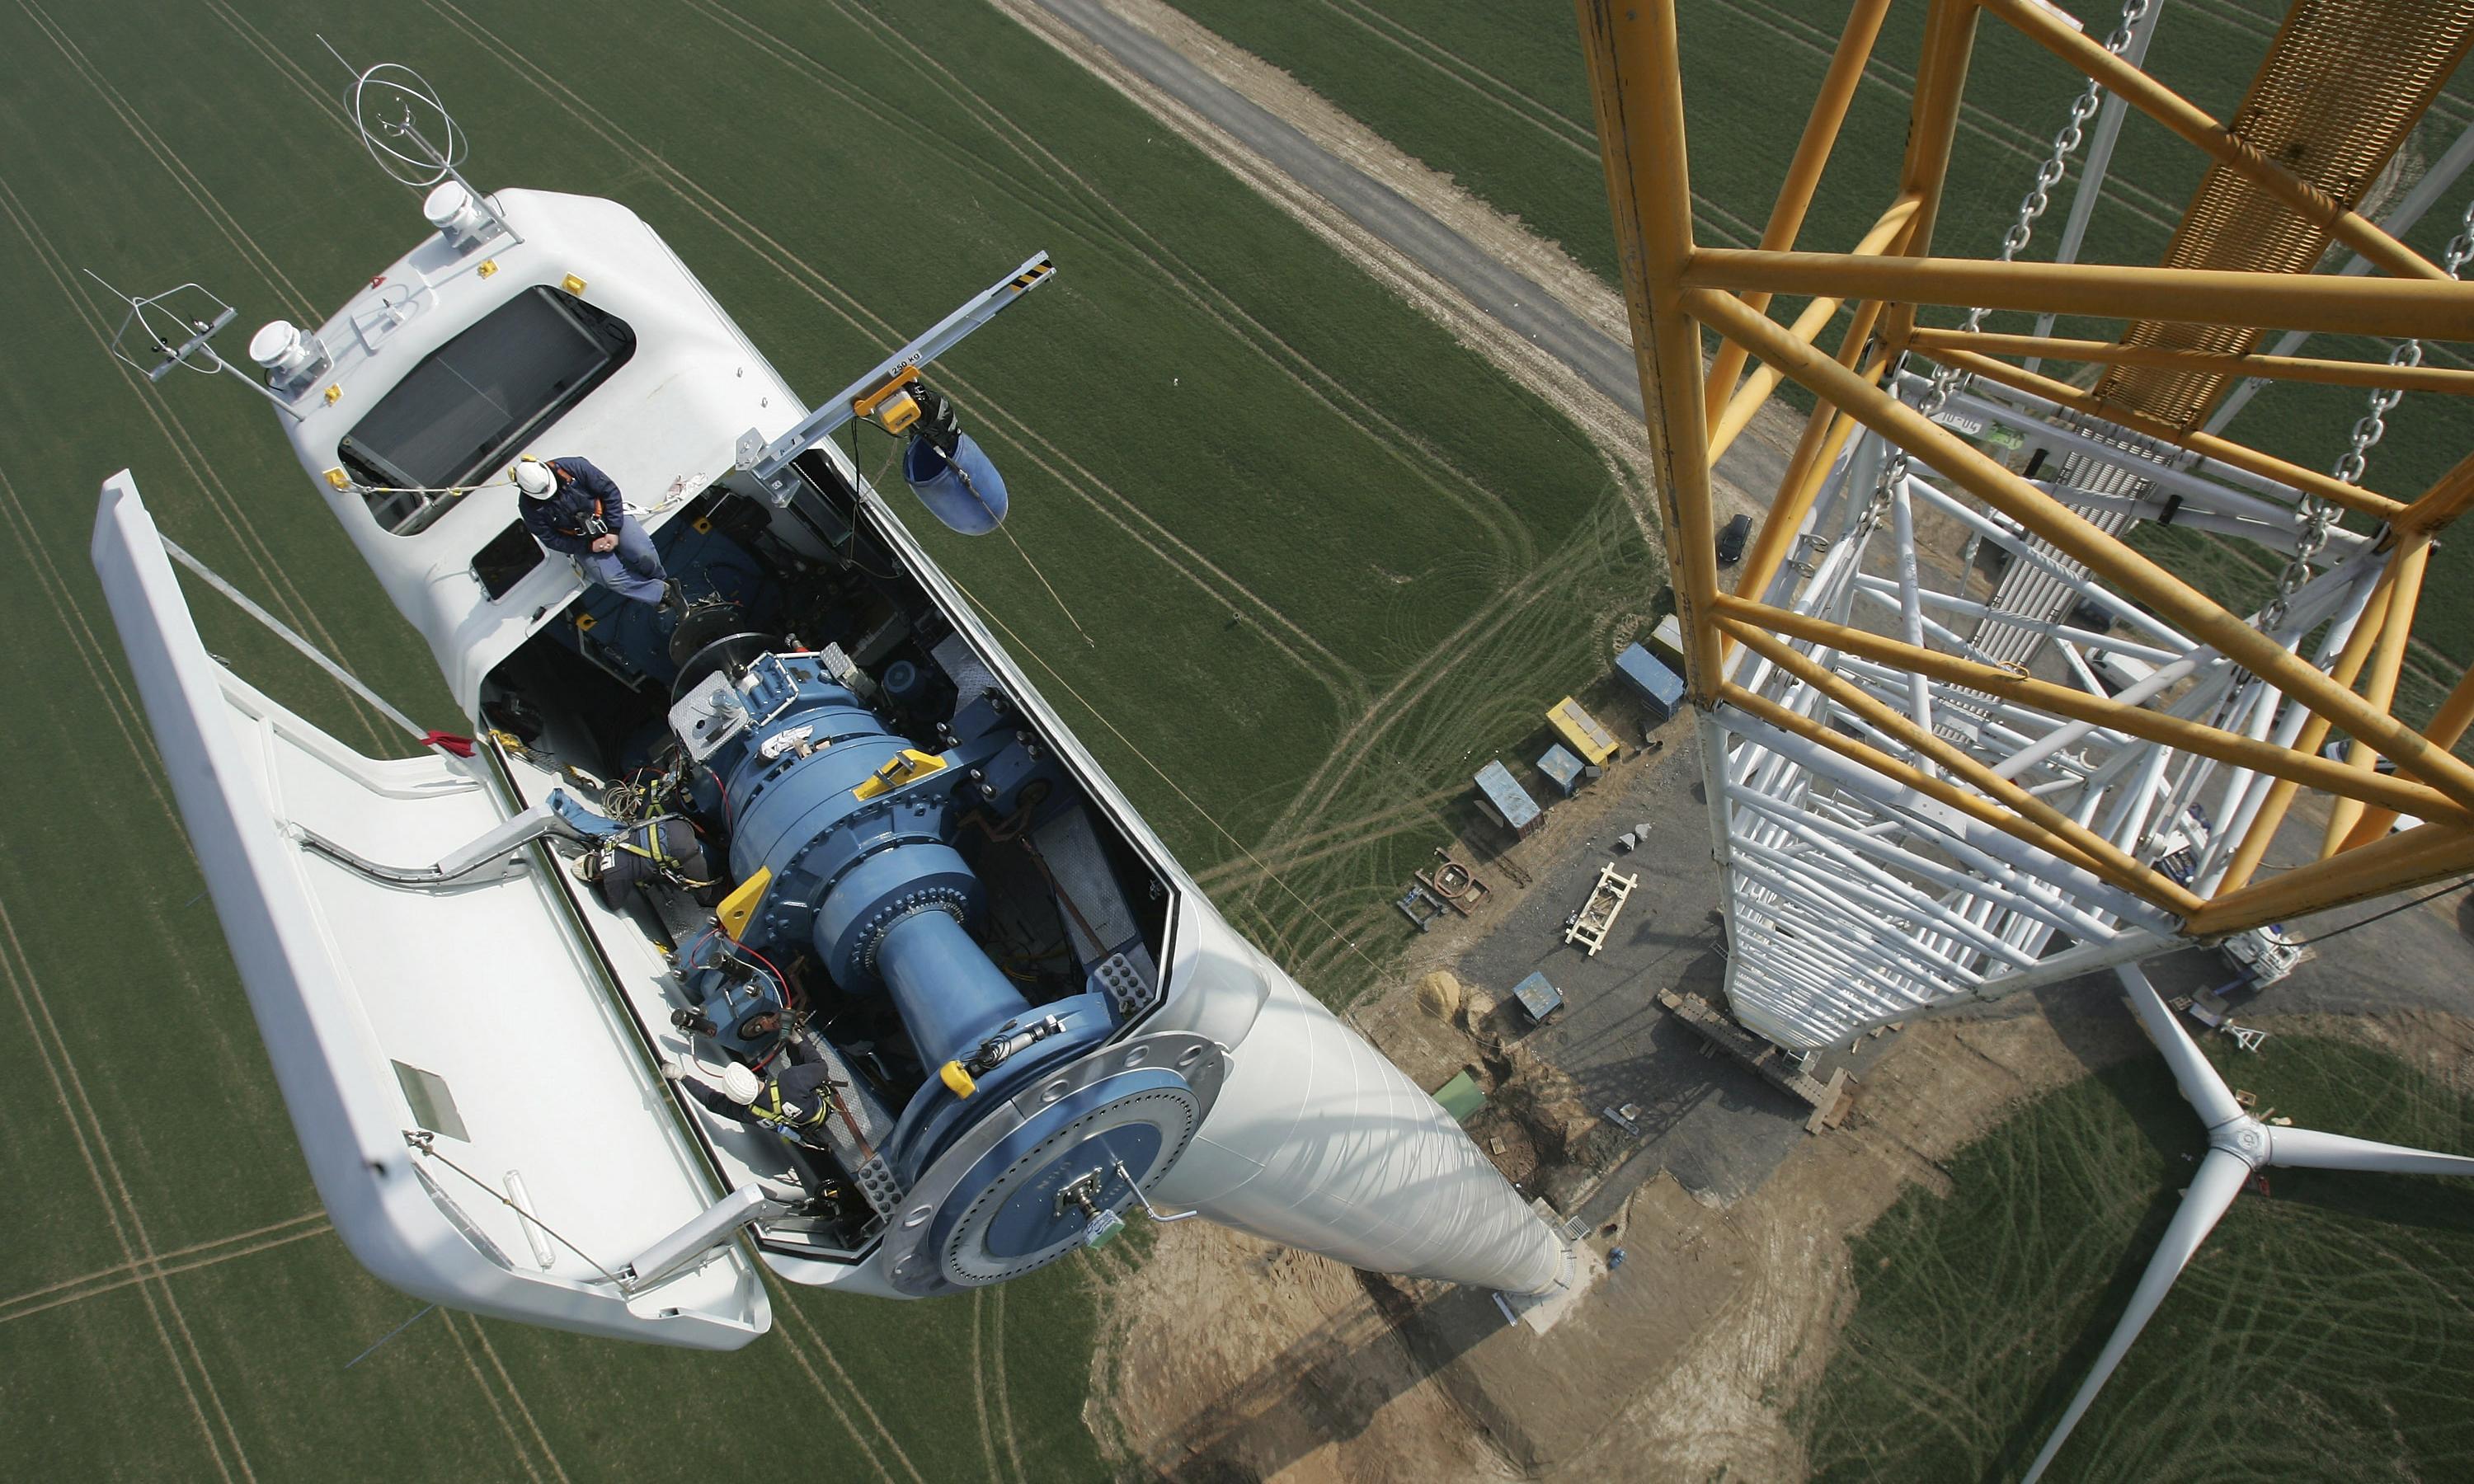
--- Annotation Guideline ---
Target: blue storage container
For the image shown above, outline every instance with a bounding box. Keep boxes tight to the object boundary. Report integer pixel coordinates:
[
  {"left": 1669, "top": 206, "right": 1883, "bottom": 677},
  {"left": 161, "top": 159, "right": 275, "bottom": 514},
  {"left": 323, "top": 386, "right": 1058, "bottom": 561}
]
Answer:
[
  {"left": 1536, "top": 743, "right": 1587, "bottom": 796},
  {"left": 1473, "top": 760, "right": 1541, "bottom": 838},
  {"left": 1512, "top": 971, "right": 1564, "bottom": 1023},
  {"left": 1615, "top": 641, "right": 1686, "bottom": 726}
]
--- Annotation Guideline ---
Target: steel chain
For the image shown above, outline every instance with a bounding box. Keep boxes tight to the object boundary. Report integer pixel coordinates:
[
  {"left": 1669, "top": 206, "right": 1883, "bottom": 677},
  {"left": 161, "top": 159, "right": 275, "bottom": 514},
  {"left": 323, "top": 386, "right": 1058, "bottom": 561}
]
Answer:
[
  {"left": 2265, "top": 190, "right": 2474, "bottom": 627},
  {"left": 2331, "top": 193, "right": 2474, "bottom": 486},
  {"left": 1874, "top": 0, "right": 2149, "bottom": 524}
]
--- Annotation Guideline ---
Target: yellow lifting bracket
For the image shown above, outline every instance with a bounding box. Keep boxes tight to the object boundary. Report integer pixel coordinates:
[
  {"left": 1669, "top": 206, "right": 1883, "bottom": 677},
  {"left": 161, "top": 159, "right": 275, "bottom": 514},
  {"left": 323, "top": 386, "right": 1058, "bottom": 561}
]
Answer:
[
  {"left": 715, "top": 866, "right": 772, "bottom": 942},
  {"left": 853, "top": 748, "right": 948, "bottom": 801}
]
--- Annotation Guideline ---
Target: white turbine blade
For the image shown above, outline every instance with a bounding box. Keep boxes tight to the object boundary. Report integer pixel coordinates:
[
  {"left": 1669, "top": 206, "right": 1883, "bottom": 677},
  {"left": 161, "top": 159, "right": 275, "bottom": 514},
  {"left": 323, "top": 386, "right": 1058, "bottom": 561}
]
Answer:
[
  {"left": 2020, "top": 1146, "right": 2251, "bottom": 1484},
  {"left": 2115, "top": 963, "right": 2243, "bottom": 1129},
  {"left": 2268, "top": 1125, "right": 2474, "bottom": 1177}
]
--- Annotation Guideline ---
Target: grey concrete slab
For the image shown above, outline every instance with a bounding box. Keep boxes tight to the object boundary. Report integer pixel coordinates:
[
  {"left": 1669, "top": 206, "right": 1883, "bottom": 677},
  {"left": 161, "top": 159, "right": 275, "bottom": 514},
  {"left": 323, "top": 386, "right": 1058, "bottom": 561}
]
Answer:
[
  {"left": 1450, "top": 712, "right": 2474, "bottom": 1227},
  {"left": 1452, "top": 726, "right": 1841, "bottom": 1207}
]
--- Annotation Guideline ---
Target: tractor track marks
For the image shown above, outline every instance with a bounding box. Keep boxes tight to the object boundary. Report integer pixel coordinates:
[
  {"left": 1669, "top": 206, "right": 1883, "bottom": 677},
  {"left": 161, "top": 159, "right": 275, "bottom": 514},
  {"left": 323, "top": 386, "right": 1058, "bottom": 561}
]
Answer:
[
  {"left": 415, "top": 0, "right": 1375, "bottom": 721},
  {"left": 0, "top": 1216, "right": 330, "bottom": 1327},
  {"left": 0, "top": 892, "right": 257, "bottom": 1484},
  {"left": 0, "top": 162, "right": 394, "bottom": 755},
  {"left": 683, "top": 0, "right": 1539, "bottom": 575}
]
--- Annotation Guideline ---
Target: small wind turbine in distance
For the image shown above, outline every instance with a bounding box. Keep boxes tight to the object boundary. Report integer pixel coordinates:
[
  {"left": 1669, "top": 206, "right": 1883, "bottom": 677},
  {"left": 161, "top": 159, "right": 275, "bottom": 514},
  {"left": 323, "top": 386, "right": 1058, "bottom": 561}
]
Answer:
[{"left": 2021, "top": 963, "right": 2474, "bottom": 1482}]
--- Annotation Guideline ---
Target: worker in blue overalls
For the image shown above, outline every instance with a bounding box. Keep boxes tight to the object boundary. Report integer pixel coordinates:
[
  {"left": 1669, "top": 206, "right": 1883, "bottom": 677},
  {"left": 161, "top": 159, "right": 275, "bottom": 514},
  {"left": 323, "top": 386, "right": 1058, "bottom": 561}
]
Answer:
[{"left": 515, "top": 454, "right": 683, "bottom": 613}]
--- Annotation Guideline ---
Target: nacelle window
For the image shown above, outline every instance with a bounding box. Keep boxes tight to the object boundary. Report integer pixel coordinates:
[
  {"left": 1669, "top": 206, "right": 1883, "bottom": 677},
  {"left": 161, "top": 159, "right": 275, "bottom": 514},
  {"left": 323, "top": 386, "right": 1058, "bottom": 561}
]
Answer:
[{"left": 338, "top": 287, "right": 636, "bottom": 535}]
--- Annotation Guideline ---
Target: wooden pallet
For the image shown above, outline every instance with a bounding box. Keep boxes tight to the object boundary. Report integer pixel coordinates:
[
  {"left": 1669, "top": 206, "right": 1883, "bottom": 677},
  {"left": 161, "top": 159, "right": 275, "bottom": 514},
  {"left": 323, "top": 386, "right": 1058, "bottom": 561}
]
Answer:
[{"left": 1563, "top": 862, "right": 1640, "bottom": 956}]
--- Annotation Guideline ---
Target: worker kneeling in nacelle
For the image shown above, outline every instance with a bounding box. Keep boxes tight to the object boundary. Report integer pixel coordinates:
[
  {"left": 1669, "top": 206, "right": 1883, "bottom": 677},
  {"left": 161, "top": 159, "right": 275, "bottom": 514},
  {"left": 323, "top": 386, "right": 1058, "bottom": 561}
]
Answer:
[{"left": 665, "top": 1056, "right": 840, "bottom": 1151}]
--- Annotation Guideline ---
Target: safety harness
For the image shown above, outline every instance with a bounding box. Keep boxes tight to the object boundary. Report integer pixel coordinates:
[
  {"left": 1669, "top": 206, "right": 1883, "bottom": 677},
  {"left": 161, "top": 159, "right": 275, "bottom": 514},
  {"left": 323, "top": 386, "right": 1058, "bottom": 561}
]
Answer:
[
  {"left": 539, "top": 463, "right": 611, "bottom": 540},
  {"left": 749, "top": 1077, "right": 835, "bottom": 1145},
  {"left": 609, "top": 818, "right": 715, "bottom": 890}
]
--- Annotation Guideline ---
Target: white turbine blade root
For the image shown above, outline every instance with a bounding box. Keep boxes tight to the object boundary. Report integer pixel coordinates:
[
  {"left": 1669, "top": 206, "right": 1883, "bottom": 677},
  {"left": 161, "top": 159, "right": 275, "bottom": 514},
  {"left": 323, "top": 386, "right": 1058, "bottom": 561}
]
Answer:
[
  {"left": 2267, "top": 1125, "right": 2474, "bottom": 1177},
  {"left": 2020, "top": 1146, "right": 2251, "bottom": 1484},
  {"left": 2115, "top": 964, "right": 2243, "bottom": 1129}
]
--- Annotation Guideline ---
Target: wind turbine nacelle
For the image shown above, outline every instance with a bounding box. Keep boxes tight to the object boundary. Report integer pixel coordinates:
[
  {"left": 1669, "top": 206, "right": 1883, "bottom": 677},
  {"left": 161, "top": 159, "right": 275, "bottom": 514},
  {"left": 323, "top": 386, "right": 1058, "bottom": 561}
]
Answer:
[{"left": 679, "top": 649, "right": 1195, "bottom": 1292}]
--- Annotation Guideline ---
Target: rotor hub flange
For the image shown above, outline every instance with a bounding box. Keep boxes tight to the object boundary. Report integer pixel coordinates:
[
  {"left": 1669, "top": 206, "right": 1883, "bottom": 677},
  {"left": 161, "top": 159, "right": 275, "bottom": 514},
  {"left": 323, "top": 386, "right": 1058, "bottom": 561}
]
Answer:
[{"left": 878, "top": 1031, "right": 1228, "bottom": 1295}]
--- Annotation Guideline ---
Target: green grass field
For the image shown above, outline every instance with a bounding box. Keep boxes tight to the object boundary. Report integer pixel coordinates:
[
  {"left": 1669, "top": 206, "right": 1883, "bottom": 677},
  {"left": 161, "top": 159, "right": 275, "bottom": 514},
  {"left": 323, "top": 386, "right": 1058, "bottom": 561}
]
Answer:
[
  {"left": 1169, "top": 0, "right": 2474, "bottom": 715},
  {"left": 11, "top": 0, "right": 2472, "bottom": 1477},
  {"left": 0, "top": 0, "right": 1649, "bottom": 1477},
  {"left": 1799, "top": 1035, "right": 2474, "bottom": 1482}
]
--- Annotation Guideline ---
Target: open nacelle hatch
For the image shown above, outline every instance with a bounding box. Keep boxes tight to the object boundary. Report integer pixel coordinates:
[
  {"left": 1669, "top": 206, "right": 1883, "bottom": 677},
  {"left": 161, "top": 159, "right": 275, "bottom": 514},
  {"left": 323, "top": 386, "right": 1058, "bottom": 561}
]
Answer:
[{"left": 93, "top": 472, "right": 769, "bottom": 1349}]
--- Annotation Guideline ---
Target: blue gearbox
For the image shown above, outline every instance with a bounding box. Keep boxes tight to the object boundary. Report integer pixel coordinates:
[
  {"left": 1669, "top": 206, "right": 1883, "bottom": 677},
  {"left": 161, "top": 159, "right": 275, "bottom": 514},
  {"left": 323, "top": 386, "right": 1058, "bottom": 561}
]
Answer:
[{"left": 681, "top": 651, "right": 1095, "bottom": 1181}]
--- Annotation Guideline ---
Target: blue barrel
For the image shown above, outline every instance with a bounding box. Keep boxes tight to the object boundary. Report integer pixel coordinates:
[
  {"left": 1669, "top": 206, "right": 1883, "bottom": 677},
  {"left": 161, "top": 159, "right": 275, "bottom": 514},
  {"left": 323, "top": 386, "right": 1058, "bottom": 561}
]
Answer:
[{"left": 904, "top": 434, "right": 1009, "bottom": 535}]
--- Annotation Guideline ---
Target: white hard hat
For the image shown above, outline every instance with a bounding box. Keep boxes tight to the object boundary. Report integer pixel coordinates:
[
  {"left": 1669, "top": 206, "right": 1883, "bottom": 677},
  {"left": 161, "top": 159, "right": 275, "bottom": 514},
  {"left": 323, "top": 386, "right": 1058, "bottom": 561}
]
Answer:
[
  {"left": 721, "top": 1064, "right": 763, "bottom": 1105},
  {"left": 514, "top": 458, "right": 554, "bottom": 499}
]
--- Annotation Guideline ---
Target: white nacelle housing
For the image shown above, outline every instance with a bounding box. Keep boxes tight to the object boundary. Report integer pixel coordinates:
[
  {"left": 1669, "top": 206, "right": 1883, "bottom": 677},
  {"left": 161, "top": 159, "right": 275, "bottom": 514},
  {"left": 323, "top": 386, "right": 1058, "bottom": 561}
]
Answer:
[{"left": 94, "top": 188, "right": 1566, "bottom": 1345}]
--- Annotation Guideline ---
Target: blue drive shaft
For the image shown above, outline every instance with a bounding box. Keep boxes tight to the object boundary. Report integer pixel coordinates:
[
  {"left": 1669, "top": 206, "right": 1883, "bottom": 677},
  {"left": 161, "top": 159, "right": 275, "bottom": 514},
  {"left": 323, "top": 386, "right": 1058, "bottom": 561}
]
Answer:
[{"left": 873, "top": 907, "right": 1031, "bottom": 1069}]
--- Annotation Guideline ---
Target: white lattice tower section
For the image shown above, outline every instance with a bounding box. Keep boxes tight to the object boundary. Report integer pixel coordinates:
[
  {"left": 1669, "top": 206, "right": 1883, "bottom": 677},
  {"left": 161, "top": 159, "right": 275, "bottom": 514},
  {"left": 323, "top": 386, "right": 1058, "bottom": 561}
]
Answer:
[{"left": 1709, "top": 377, "right": 2385, "bottom": 1050}]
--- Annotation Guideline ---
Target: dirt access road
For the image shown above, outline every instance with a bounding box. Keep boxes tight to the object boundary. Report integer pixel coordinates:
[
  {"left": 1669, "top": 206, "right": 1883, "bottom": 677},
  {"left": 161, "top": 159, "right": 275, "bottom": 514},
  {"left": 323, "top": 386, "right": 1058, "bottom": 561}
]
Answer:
[{"left": 998, "top": 0, "right": 1805, "bottom": 551}]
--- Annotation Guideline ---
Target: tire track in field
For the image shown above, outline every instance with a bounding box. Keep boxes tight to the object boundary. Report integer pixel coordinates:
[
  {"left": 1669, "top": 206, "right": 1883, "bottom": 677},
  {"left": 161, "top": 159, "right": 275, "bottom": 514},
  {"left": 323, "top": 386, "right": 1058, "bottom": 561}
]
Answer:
[
  {"left": 0, "top": 457, "right": 183, "bottom": 838},
  {"left": 197, "top": 0, "right": 354, "bottom": 134},
  {"left": 1191, "top": 783, "right": 1459, "bottom": 889},
  {"left": 1282, "top": 492, "right": 1632, "bottom": 802},
  {"left": 922, "top": 401, "right": 1367, "bottom": 711},
  {"left": 1224, "top": 492, "right": 1639, "bottom": 935},
  {"left": 1209, "top": 799, "right": 1456, "bottom": 921},
  {"left": 1230, "top": 683, "right": 1530, "bottom": 955},
  {"left": 468, "top": 1318, "right": 573, "bottom": 1484},
  {"left": 437, "top": 1311, "right": 548, "bottom": 1484},
  {"left": 0, "top": 1219, "right": 332, "bottom": 1327},
  {"left": 765, "top": 1283, "right": 927, "bottom": 1484},
  {"left": 1238, "top": 497, "right": 1649, "bottom": 966},
  {"left": 0, "top": 894, "right": 252, "bottom": 1484},
  {"left": 684, "top": 0, "right": 1539, "bottom": 571},
  {"left": 1291, "top": 901, "right": 1395, "bottom": 985},
  {"left": 0, "top": 1209, "right": 324, "bottom": 1314},
  {"left": 1302, "top": 0, "right": 1763, "bottom": 247},
  {"left": 411, "top": 0, "right": 1370, "bottom": 721},
  {"left": 0, "top": 169, "right": 396, "bottom": 755},
  {"left": 1227, "top": 547, "right": 1563, "bottom": 885},
  {"left": 1316, "top": 0, "right": 1597, "bottom": 153},
  {"left": 13, "top": 0, "right": 316, "bottom": 323},
  {"left": 754, "top": 1298, "right": 895, "bottom": 1482},
  {"left": 990, "top": 1286, "right": 1028, "bottom": 1484},
  {"left": 1713, "top": 0, "right": 2185, "bottom": 236},
  {"left": 968, "top": 1289, "right": 1002, "bottom": 1482}
]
